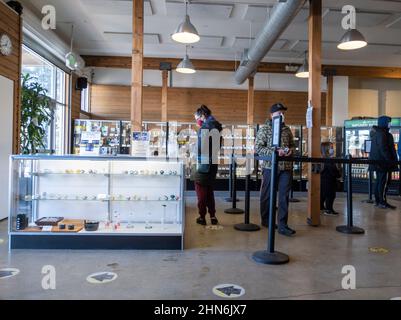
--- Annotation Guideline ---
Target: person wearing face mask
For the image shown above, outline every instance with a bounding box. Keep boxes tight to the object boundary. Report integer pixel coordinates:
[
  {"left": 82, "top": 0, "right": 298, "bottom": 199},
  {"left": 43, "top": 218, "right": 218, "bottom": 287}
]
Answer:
[
  {"left": 320, "top": 142, "right": 341, "bottom": 215},
  {"left": 255, "top": 103, "right": 296, "bottom": 236},
  {"left": 369, "top": 116, "right": 398, "bottom": 210},
  {"left": 191, "top": 105, "right": 223, "bottom": 226}
]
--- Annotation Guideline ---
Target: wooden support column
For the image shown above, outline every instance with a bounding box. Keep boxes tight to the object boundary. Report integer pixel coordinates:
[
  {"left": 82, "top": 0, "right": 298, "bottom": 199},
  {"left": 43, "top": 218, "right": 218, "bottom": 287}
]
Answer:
[
  {"left": 131, "top": 0, "right": 144, "bottom": 131},
  {"left": 161, "top": 70, "right": 168, "bottom": 122},
  {"left": 247, "top": 77, "right": 254, "bottom": 125},
  {"left": 307, "top": 0, "right": 322, "bottom": 226},
  {"left": 326, "top": 75, "right": 333, "bottom": 127}
]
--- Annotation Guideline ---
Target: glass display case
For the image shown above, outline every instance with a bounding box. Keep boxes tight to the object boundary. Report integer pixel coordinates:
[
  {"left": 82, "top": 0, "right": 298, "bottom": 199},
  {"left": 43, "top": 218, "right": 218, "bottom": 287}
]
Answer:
[
  {"left": 73, "top": 120, "right": 131, "bottom": 156},
  {"left": 142, "top": 121, "right": 168, "bottom": 157},
  {"left": 9, "top": 155, "right": 185, "bottom": 250}
]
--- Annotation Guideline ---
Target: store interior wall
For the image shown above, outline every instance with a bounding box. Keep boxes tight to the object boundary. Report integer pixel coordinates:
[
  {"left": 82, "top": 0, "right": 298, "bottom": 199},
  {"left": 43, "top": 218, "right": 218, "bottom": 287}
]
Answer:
[
  {"left": 90, "top": 84, "right": 327, "bottom": 125},
  {"left": 349, "top": 77, "right": 401, "bottom": 118},
  {"left": 332, "top": 76, "right": 349, "bottom": 127}
]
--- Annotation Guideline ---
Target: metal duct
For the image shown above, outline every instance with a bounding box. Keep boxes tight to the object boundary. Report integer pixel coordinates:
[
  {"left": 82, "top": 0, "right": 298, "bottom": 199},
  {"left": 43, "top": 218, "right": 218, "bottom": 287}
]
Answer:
[{"left": 234, "top": 0, "right": 306, "bottom": 84}]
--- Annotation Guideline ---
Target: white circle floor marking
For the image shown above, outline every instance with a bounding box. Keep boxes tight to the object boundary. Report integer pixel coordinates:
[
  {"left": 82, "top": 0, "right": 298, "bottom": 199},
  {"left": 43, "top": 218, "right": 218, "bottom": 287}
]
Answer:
[
  {"left": 212, "top": 284, "right": 245, "bottom": 298},
  {"left": 87, "top": 272, "right": 118, "bottom": 284},
  {"left": 0, "top": 268, "right": 20, "bottom": 280},
  {"left": 0, "top": 239, "right": 4, "bottom": 245},
  {"left": 390, "top": 297, "right": 401, "bottom": 300}
]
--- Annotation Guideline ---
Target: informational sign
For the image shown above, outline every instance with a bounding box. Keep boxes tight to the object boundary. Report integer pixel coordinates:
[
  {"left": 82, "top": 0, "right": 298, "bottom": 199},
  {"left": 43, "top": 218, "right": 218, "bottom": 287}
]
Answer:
[
  {"left": 212, "top": 284, "right": 245, "bottom": 298},
  {"left": 80, "top": 131, "right": 101, "bottom": 155},
  {"left": 345, "top": 118, "right": 401, "bottom": 129},
  {"left": 131, "top": 131, "right": 150, "bottom": 157},
  {"left": 272, "top": 115, "right": 282, "bottom": 147},
  {"left": 86, "top": 272, "right": 118, "bottom": 284},
  {"left": 306, "top": 101, "right": 313, "bottom": 129}
]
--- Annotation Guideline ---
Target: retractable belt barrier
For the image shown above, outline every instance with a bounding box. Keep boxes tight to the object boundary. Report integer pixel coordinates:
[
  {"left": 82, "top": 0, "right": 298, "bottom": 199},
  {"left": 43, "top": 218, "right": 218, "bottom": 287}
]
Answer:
[{"left": 228, "top": 154, "right": 400, "bottom": 266}]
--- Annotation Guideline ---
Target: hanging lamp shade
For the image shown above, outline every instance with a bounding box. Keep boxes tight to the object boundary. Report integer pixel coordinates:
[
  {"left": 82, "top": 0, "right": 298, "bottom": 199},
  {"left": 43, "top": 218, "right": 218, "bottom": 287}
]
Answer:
[
  {"left": 176, "top": 54, "right": 196, "bottom": 74},
  {"left": 295, "top": 58, "right": 309, "bottom": 78},
  {"left": 337, "top": 29, "right": 367, "bottom": 50},
  {"left": 172, "top": 15, "right": 200, "bottom": 44}
]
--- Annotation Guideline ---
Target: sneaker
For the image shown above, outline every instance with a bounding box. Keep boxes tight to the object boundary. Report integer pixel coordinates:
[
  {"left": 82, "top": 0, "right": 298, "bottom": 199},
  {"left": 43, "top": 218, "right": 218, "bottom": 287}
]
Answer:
[
  {"left": 278, "top": 226, "right": 296, "bottom": 237},
  {"left": 196, "top": 217, "right": 207, "bottom": 226},
  {"left": 324, "top": 210, "right": 339, "bottom": 216},
  {"left": 211, "top": 217, "right": 219, "bottom": 225}
]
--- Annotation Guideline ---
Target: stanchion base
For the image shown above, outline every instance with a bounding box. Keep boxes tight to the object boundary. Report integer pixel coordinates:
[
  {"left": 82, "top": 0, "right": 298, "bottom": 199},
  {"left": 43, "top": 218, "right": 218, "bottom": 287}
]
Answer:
[
  {"left": 225, "top": 198, "right": 240, "bottom": 203},
  {"left": 336, "top": 225, "right": 365, "bottom": 234},
  {"left": 224, "top": 208, "right": 244, "bottom": 214},
  {"left": 252, "top": 250, "right": 290, "bottom": 265},
  {"left": 362, "top": 199, "right": 374, "bottom": 204},
  {"left": 234, "top": 223, "right": 260, "bottom": 232},
  {"left": 289, "top": 198, "right": 300, "bottom": 203}
]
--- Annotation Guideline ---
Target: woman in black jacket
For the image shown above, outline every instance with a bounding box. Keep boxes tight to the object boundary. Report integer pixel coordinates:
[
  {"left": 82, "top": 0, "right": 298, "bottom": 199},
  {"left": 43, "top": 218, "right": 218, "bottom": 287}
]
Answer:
[
  {"left": 191, "top": 105, "right": 223, "bottom": 226},
  {"left": 320, "top": 142, "right": 341, "bottom": 215}
]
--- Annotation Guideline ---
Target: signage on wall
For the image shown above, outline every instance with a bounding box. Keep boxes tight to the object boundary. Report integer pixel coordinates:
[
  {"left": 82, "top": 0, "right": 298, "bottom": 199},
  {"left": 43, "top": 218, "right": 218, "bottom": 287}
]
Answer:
[
  {"left": 131, "top": 131, "right": 150, "bottom": 157},
  {"left": 306, "top": 100, "right": 313, "bottom": 129},
  {"left": 345, "top": 118, "right": 401, "bottom": 128},
  {"left": 80, "top": 131, "right": 101, "bottom": 155}
]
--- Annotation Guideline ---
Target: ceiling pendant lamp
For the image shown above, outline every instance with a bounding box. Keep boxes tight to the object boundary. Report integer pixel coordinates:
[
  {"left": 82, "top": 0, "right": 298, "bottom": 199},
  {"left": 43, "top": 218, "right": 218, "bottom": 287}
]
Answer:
[
  {"left": 337, "top": 28, "right": 367, "bottom": 50},
  {"left": 176, "top": 46, "right": 196, "bottom": 74},
  {"left": 295, "top": 52, "right": 309, "bottom": 78},
  {"left": 172, "top": 0, "right": 200, "bottom": 44}
]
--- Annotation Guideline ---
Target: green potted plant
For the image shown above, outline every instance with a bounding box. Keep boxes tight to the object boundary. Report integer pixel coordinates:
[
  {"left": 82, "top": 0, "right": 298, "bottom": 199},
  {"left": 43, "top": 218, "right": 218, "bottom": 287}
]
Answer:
[{"left": 20, "top": 74, "right": 53, "bottom": 154}]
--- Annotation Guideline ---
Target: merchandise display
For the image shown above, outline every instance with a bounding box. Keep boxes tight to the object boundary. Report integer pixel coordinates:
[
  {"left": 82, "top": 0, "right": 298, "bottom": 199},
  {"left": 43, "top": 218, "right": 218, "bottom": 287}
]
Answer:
[
  {"left": 73, "top": 120, "right": 131, "bottom": 155},
  {"left": 344, "top": 118, "right": 401, "bottom": 194},
  {"left": 9, "top": 155, "right": 185, "bottom": 250}
]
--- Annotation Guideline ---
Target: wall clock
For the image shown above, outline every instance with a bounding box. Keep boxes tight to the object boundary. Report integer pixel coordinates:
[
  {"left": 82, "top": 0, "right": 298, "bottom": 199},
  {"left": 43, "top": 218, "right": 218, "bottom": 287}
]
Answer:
[{"left": 0, "top": 34, "right": 13, "bottom": 56}]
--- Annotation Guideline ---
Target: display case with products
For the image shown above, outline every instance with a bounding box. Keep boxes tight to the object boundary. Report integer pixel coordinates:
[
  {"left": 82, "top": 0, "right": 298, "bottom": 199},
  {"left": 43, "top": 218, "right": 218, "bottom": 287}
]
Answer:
[
  {"left": 344, "top": 118, "right": 400, "bottom": 195},
  {"left": 73, "top": 120, "right": 131, "bottom": 155},
  {"left": 142, "top": 121, "right": 168, "bottom": 157},
  {"left": 9, "top": 155, "right": 185, "bottom": 250}
]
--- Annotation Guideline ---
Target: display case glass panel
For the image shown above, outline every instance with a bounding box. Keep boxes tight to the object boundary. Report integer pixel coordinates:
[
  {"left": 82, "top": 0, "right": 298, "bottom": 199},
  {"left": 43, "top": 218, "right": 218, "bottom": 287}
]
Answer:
[{"left": 9, "top": 156, "right": 184, "bottom": 250}]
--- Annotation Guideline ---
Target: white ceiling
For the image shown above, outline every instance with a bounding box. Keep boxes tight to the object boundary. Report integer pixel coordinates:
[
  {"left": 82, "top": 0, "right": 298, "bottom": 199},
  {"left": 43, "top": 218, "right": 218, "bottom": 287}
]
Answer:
[{"left": 18, "top": 0, "right": 401, "bottom": 67}]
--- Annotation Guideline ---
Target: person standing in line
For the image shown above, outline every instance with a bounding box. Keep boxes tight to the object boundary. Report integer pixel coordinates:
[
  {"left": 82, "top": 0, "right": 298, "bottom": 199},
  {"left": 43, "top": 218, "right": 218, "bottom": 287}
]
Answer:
[
  {"left": 191, "top": 105, "right": 222, "bottom": 226},
  {"left": 255, "top": 103, "right": 296, "bottom": 236},
  {"left": 320, "top": 142, "right": 341, "bottom": 216},
  {"left": 369, "top": 116, "right": 398, "bottom": 209}
]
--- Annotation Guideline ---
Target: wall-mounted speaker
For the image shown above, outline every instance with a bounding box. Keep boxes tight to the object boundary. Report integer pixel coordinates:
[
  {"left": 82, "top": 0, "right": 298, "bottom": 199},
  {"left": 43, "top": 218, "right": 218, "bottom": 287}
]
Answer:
[{"left": 76, "top": 77, "right": 88, "bottom": 91}]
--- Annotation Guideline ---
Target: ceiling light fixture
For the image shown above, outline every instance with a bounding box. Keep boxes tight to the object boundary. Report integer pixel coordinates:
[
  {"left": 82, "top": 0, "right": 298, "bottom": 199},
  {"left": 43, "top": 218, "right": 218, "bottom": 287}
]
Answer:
[
  {"left": 172, "top": 0, "right": 200, "bottom": 44},
  {"left": 176, "top": 46, "right": 196, "bottom": 74},
  {"left": 295, "top": 51, "right": 309, "bottom": 78},
  {"left": 337, "top": 28, "right": 367, "bottom": 50}
]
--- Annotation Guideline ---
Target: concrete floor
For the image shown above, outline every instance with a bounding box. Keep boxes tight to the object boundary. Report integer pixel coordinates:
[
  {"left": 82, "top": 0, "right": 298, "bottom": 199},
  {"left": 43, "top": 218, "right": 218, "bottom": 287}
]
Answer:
[{"left": 0, "top": 193, "right": 400, "bottom": 300}]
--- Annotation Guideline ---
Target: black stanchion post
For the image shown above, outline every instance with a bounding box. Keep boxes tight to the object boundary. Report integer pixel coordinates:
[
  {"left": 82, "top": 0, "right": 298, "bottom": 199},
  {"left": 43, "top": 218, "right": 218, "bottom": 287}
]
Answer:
[
  {"left": 336, "top": 155, "right": 365, "bottom": 234},
  {"left": 234, "top": 163, "right": 260, "bottom": 231},
  {"left": 252, "top": 151, "right": 289, "bottom": 264},
  {"left": 225, "top": 158, "right": 233, "bottom": 202},
  {"left": 224, "top": 159, "right": 244, "bottom": 214},
  {"left": 289, "top": 183, "right": 300, "bottom": 203},
  {"left": 362, "top": 169, "right": 374, "bottom": 203}
]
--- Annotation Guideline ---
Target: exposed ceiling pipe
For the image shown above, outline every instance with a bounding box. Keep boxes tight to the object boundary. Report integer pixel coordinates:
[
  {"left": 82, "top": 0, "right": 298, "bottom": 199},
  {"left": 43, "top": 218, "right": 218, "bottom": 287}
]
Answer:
[{"left": 234, "top": 0, "right": 307, "bottom": 84}]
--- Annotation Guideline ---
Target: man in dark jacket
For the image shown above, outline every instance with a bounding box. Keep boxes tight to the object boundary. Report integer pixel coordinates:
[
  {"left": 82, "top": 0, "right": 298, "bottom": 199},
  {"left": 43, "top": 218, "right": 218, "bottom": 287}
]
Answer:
[
  {"left": 192, "top": 105, "right": 222, "bottom": 226},
  {"left": 369, "top": 116, "right": 398, "bottom": 209}
]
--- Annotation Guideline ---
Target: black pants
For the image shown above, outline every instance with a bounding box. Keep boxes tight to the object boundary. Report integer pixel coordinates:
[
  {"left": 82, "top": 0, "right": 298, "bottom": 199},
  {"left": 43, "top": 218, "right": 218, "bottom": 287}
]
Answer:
[
  {"left": 321, "top": 178, "right": 336, "bottom": 211},
  {"left": 260, "top": 169, "right": 292, "bottom": 228},
  {"left": 374, "top": 171, "right": 391, "bottom": 205}
]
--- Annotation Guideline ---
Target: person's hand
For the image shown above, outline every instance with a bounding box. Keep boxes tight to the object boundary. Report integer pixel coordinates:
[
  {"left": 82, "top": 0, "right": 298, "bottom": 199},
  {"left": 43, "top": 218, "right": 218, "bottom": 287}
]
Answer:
[{"left": 285, "top": 150, "right": 293, "bottom": 157}]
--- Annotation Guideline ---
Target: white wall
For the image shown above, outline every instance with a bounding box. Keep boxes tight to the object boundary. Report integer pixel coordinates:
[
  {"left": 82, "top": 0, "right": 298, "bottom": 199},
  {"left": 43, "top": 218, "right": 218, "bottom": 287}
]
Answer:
[
  {"left": 92, "top": 67, "right": 327, "bottom": 92},
  {"left": 0, "top": 75, "right": 14, "bottom": 220},
  {"left": 332, "top": 76, "right": 349, "bottom": 126}
]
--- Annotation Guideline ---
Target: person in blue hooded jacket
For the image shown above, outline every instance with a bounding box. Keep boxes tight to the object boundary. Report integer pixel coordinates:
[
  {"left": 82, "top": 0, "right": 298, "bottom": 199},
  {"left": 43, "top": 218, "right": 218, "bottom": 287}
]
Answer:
[{"left": 368, "top": 116, "right": 398, "bottom": 209}]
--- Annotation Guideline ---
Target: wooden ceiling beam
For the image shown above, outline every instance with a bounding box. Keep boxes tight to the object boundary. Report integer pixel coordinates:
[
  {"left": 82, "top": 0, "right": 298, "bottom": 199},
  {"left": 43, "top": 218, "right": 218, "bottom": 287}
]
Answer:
[{"left": 82, "top": 55, "right": 401, "bottom": 79}]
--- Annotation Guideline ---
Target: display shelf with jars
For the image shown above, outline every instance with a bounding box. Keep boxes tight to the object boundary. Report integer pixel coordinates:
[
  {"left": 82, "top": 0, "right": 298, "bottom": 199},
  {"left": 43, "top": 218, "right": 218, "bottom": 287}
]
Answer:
[{"left": 9, "top": 155, "right": 185, "bottom": 250}]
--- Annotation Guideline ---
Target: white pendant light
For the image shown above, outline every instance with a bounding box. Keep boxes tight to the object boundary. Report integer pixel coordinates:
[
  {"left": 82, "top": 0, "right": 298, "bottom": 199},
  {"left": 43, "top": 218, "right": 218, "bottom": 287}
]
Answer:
[
  {"left": 172, "top": 0, "right": 200, "bottom": 44},
  {"left": 295, "top": 52, "right": 309, "bottom": 78},
  {"left": 176, "top": 46, "right": 196, "bottom": 74},
  {"left": 337, "top": 28, "right": 367, "bottom": 50}
]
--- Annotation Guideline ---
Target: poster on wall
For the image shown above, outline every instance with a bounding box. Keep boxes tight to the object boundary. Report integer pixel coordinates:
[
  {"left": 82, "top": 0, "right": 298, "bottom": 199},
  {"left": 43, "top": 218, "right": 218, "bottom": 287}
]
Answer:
[
  {"left": 80, "top": 131, "right": 101, "bottom": 155},
  {"left": 131, "top": 131, "right": 150, "bottom": 157}
]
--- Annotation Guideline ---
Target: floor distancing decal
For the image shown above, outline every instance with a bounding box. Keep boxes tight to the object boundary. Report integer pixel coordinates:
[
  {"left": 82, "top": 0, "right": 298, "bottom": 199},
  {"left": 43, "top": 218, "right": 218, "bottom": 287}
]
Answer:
[
  {"left": 212, "top": 284, "right": 245, "bottom": 298},
  {"left": 369, "top": 247, "right": 389, "bottom": 254},
  {"left": 87, "top": 272, "right": 118, "bottom": 284},
  {"left": 0, "top": 268, "right": 20, "bottom": 279}
]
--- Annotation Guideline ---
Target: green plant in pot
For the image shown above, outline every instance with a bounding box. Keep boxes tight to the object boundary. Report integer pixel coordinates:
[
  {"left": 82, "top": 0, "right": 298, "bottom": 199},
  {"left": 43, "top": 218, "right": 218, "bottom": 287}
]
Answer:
[{"left": 20, "top": 74, "right": 53, "bottom": 154}]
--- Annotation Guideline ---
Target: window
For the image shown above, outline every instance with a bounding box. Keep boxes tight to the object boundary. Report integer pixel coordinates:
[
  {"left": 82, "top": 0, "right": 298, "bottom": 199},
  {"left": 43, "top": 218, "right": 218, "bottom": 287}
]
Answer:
[
  {"left": 81, "top": 83, "right": 90, "bottom": 113},
  {"left": 22, "top": 46, "right": 70, "bottom": 155}
]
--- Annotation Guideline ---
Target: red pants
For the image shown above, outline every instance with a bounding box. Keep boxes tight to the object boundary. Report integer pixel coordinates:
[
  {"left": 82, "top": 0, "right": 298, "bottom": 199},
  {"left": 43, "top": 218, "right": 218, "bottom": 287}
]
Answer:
[{"left": 195, "top": 183, "right": 216, "bottom": 218}]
